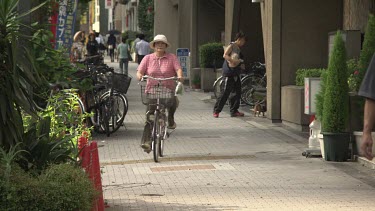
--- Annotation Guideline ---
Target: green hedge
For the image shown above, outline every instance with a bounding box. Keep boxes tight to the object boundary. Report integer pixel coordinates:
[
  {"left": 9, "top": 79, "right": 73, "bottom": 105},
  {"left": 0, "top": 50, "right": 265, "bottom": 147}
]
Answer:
[
  {"left": 295, "top": 68, "right": 324, "bottom": 86},
  {"left": 0, "top": 164, "right": 98, "bottom": 210},
  {"left": 199, "top": 42, "right": 224, "bottom": 68}
]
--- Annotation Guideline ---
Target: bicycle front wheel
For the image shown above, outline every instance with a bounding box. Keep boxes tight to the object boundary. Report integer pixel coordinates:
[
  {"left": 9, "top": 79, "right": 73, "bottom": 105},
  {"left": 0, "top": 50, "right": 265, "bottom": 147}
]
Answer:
[
  {"left": 159, "top": 115, "right": 167, "bottom": 157},
  {"left": 152, "top": 112, "right": 160, "bottom": 162},
  {"left": 100, "top": 91, "right": 128, "bottom": 134}
]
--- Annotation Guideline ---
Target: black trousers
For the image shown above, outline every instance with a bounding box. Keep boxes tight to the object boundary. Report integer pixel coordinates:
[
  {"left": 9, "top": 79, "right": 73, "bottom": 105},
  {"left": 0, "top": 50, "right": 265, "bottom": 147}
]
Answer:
[
  {"left": 213, "top": 76, "right": 241, "bottom": 114},
  {"left": 138, "top": 55, "right": 145, "bottom": 64}
]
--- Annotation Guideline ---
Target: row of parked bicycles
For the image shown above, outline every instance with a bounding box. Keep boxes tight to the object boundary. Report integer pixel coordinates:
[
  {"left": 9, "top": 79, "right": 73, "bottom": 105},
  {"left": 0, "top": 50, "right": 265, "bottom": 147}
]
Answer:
[
  {"left": 213, "top": 61, "right": 267, "bottom": 106},
  {"left": 34, "top": 54, "right": 131, "bottom": 137}
]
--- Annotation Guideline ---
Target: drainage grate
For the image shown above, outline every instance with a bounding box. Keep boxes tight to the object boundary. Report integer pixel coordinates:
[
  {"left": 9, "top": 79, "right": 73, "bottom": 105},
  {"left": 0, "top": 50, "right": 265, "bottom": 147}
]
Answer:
[{"left": 150, "top": 164, "right": 216, "bottom": 172}]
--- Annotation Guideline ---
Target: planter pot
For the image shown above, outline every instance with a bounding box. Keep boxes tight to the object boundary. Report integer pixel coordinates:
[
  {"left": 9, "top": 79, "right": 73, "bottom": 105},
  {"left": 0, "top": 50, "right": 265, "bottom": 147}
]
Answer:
[
  {"left": 318, "top": 134, "right": 325, "bottom": 159},
  {"left": 322, "top": 132, "right": 350, "bottom": 162},
  {"left": 353, "top": 131, "right": 375, "bottom": 156},
  {"left": 191, "top": 84, "right": 201, "bottom": 89},
  {"left": 201, "top": 68, "right": 217, "bottom": 92}
]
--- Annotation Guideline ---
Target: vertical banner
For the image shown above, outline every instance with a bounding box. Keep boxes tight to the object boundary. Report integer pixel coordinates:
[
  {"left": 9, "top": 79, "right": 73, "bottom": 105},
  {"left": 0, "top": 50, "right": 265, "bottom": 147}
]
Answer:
[
  {"left": 55, "top": 0, "right": 78, "bottom": 51},
  {"left": 50, "top": 1, "right": 59, "bottom": 47}
]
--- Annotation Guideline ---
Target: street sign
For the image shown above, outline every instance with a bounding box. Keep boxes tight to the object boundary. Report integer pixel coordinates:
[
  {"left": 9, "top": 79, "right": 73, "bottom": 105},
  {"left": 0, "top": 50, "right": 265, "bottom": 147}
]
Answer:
[{"left": 176, "top": 48, "right": 190, "bottom": 78}]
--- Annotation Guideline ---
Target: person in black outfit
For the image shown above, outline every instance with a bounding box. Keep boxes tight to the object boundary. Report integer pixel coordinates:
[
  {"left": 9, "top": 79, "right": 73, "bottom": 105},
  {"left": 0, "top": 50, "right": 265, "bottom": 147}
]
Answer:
[
  {"left": 86, "top": 31, "right": 98, "bottom": 56},
  {"left": 107, "top": 33, "right": 117, "bottom": 62},
  {"left": 358, "top": 53, "right": 375, "bottom": 160},
  {"left": 213, "top": 31, "right": 247, "bottom": 118}
]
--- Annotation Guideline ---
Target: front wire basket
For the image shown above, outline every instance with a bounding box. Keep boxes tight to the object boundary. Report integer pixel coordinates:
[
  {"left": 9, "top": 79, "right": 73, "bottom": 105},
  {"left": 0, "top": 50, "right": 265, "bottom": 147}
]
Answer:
[
  {"left": 112, "top": 73, "right": 132, "bottom": 94},
  {"left": 140, "top": 84, "right": 174, "bottom": 106}
]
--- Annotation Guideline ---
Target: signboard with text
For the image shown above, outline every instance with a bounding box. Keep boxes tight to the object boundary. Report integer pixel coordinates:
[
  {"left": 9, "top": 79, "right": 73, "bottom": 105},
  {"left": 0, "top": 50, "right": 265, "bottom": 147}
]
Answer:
[
  {"left": 55, "top": 0, "right": 78, "bottom": 51},
  {"left": 176, "top": 48, "right": 190, "bottom": 78},
  {"left": 105, "top": 0, "right": 113, "bottom": 9},
  {"left": 304, "top": 78, "right": 321, "bottom": 115}
]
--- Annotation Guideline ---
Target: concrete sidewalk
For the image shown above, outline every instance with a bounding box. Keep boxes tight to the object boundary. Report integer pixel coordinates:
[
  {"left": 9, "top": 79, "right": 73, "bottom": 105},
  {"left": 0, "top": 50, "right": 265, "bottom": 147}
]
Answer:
[{"left": 97, "top": 58, "right": 375, "bottom": 211}]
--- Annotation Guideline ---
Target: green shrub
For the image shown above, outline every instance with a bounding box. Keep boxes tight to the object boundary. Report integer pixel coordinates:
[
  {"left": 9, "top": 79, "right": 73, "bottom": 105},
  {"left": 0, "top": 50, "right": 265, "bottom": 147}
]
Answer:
[
  {"left": 346, "top": 59, "right": 360, "bottom": 92},
  {"left": 0, "top": 163, "right": 97, "bottom": 211},
  {"left": 315, "top": 70, "right": 327, "bottom": 121},
  {"left": 199, "top": 42, "right": 224, "bottom": 68},
  {"left": 322, "top": 31, "right": 349, "bottom": 133},
  {"left": 357, "top": 14, "right": 375, "bottom": 92},
  {"left": 295, "top": 68, "right": 324, "bottom": 86}
]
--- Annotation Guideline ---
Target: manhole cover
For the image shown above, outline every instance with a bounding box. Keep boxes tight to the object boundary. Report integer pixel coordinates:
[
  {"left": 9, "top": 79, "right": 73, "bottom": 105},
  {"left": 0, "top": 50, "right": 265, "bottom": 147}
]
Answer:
[{"left": 150, "top": 164, "right": 216, "bottom": 172}]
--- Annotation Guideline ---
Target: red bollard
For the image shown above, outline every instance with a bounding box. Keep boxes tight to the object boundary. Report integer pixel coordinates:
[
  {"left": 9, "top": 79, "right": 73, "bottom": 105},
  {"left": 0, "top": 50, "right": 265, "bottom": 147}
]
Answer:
[
  {"left": 80, "top": 141, "right": 104, "bottom": 211},
  {"left": 90, "top": 142, "right": 105, "bottom": 211}
]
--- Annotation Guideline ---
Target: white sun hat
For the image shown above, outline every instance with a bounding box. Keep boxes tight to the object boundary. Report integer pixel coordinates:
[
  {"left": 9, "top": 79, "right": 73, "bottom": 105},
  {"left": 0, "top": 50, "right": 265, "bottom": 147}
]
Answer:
[{"left": 149, "top": 34, "right": 170, "bottom": 49}]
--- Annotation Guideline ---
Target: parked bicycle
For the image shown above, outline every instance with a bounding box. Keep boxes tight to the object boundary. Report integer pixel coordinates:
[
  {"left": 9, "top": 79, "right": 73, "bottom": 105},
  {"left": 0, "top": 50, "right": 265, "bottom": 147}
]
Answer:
[
  {"left": 213, "top": 62, "right": 266, "bottom": 106},
  {"left": 80, "top": 56, "right": 131, "bottom": 136},
  {"left": 140, "top": 75, "right": 178, "bottom": 162}
]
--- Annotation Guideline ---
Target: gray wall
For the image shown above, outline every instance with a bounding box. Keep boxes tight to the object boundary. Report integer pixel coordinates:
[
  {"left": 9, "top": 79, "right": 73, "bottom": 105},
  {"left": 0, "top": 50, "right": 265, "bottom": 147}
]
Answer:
[
  {"left": 280, "top": 0, "right": 343, "bottom": 86},
  {"left": 154, "top": 1, "right": 179, "bottom": 54},
  {"left": 195, "top": 0, "right": 225, "bottom": 67},
  {"left": 237, "top": 0, "right": 264, "bottom": 67}
]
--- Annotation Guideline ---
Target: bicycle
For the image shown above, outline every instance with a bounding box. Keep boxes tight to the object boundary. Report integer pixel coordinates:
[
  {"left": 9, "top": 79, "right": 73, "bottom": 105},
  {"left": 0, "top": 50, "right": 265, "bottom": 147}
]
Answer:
[
  {"left": 140, "top": 75, "right": 178, "bottom": 162},
  {"left": 32, "top": 83, "right": 86, "bottom": 136},
  {"left": 80, "top": 57, "right": 130, "bottom": 136},
  {"left": 213, "top": 62, "right": 266, "bottom": 106}
]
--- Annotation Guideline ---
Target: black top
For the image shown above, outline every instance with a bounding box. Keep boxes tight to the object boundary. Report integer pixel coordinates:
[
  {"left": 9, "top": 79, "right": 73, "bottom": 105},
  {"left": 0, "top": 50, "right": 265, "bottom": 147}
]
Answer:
[
  {"left": 359, "top": 53, "right": 375, "bottom": 100},
  {"left": 86, "top": 40, "right": 99, "bottom": 56},
  {"left": 107, "top": 35, "right": 117, "bottom": 48}
]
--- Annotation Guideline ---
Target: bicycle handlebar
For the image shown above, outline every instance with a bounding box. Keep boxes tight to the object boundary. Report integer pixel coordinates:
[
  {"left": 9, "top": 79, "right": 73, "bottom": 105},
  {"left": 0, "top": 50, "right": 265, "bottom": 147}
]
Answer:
[{"left": 141, "top": 75, "right": 178, "bottom": 82}]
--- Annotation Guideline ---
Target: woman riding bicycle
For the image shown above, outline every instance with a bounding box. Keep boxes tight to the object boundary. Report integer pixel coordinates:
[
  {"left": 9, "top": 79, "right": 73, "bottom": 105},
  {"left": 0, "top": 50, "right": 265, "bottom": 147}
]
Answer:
[
  {"left": 136, "top": 34, "right": 184, "bottom": 152},
  {"left": 213, "top": 31, "right": 247, "bottom": 118}
]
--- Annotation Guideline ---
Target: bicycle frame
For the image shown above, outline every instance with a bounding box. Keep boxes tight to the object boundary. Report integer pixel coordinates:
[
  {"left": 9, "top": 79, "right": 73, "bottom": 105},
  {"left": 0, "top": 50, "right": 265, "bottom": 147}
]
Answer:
[{"left": 140, "top": 75, "right": 178, "bottom": 162}]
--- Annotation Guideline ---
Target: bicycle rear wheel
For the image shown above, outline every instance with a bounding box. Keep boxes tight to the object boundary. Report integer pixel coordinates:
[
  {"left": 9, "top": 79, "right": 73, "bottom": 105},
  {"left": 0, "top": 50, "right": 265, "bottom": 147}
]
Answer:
[
  {"left": 241, "top": 75, "right": 260, "bottom": 106},
  {"left": 152, "top": 112, "right": 160, "bottom": 162},
  {"left": 213, "top": 76, "right": 224, "bottom": 99}
]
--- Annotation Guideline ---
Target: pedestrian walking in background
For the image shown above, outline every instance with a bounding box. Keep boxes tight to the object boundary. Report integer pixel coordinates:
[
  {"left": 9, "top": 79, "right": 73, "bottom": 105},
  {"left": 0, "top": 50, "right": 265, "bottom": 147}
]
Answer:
[
  {"left": 213, "top": 31, "right": 247, "bottom": 118},
  {"left": 358, "top": 53, "right": 375, "bottom": 161},
  {"left": 132, "top": 34, "right": 141, "bottom": 61},
  {"left": 117, "top": 37, "right": 130, "bottom": 75},
  {"left": 107, "top": 33, "right": 117, "bottom": 62},
  {"left": 135, "top": 34, "right": 150, "bottom": 64}
]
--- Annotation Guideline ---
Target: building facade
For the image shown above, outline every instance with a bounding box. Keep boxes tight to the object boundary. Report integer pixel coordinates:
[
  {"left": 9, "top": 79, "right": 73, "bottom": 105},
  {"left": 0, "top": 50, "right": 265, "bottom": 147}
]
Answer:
[{"left": 154, "top": 0, "right": 374, "bottom": 125}]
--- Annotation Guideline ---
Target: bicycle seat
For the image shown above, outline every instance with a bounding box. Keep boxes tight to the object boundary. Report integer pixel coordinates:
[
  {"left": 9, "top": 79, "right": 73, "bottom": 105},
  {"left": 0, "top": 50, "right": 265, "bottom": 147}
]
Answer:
[{"left": 93, "top": 84, "right": 106, "bottom": 92}]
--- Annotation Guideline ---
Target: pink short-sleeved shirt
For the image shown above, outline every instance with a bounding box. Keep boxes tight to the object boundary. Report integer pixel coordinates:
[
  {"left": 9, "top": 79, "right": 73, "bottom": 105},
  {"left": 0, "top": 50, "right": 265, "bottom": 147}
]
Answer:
[{"left": 138, "top": 53, "right": 181, "bottom": 91}]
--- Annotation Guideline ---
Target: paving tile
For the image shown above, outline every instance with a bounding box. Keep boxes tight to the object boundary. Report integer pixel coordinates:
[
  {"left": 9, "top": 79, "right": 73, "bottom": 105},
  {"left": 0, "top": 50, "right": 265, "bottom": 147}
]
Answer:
[{"left": 98, "top": 58, "right": 375, "bottom": 210}]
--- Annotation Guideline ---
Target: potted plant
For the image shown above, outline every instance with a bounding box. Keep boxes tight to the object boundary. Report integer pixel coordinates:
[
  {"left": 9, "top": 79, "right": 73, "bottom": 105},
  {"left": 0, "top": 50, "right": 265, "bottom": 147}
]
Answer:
[
  {"left": 321, "top": 31, "right": 350, "bottom": 162},
  {"left": 191, "top": 75, "right": 201, "bottom": 89},
  {"left": 198, "top": 42, "right": 224, "bottom": 92}
]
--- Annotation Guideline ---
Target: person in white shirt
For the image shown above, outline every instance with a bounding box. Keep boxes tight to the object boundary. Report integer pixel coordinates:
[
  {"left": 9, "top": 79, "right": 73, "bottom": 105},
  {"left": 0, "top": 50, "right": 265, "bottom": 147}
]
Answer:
[{"left": 135, "top": 34, "right": 150, "bottom": 64}]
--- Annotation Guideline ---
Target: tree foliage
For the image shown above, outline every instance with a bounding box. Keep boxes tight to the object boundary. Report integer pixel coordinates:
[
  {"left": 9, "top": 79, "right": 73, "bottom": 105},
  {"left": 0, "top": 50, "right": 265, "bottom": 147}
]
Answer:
[
  {"left": 322, "top": 31, "right": 349, "bottom": 133},
  {"left": 138, "top": 0, "right": 154, "bottom": 41}
]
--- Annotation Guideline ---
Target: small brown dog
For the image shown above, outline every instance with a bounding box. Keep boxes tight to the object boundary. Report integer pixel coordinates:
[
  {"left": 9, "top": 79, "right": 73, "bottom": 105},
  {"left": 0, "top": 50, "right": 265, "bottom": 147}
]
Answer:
[{"left": 253, "top": 99, "right": 267, "bottom": 117}]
